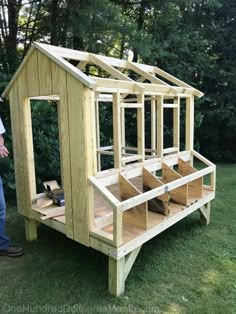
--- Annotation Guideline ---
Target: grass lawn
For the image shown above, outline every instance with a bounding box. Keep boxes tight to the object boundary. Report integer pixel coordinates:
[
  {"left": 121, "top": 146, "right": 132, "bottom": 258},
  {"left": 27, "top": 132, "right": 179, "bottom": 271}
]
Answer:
[{"left": 1, "top": 164, "right": 236, "bottom": 313}]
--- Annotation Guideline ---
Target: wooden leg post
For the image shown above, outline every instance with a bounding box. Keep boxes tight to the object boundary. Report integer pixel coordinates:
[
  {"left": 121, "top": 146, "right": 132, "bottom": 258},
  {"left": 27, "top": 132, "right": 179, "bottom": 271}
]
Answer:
[
  {"left": 108, "top": 246, "right": 142, "bottom": 296},
  {"left": 199, "top": 202, "right": 211, "bottom": 225},
  {"left": 108, "top": 256, "right": 125, "bottom": 296},
  {"left": 25, "top": 218, "right": 38, "bottom": 241}
]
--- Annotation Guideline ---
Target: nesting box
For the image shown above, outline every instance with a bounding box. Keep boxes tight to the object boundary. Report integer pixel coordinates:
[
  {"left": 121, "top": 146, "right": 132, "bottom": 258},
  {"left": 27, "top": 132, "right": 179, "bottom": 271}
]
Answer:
[{"left": 2, "top": 43, "right": 216, "bottom": 296}]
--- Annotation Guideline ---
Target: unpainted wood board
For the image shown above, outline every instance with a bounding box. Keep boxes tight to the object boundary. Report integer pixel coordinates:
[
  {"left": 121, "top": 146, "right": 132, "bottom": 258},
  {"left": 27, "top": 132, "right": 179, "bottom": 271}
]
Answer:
[
  {"left": 162, "top": 162, "right": 188, "bottom": 206},
  {"left": 67, "top": 74, "right": 89, "bottom": 245},
  {"left": 108, "top": 256, "right": 125, "bottom": 296},
  {"left": 54, "top": 215, "right": 66, "bottom": 223},
  {"left": 101, "top": 188, "right": 212, "bottom": 247},
  {"left": 137, "top": 94, "right": 145, "bottom": 160},
  {"left": 143, "top": 168, "right": 169, "bottom": 216},
  {"left": 40, "top": 208, "right": 65, "bottom": 220},
  {"left": 157, "top": 96, "right": 163, "bottom": 158},
  {"left": 83, "top": 87, "right": 97, "bottom": 231},
  {"left": 17, "top": 68, "right": 37, "bottom": 217},
  {"left": 113, "top": 93, "right": 122, "bottom": 168},
  {"left": 26, "top": 49, "right": 40, "bottom": 96},
  {"left": 51, "top": 61, "right": 73, "bottom": 239},
  {"left": 9, "top": 84, "right": 27, "bottom": 216},
  {"left": 178, "top": 158, "right": 203, "bottom": 198},
  {"left": 37, "top": 50, "right": 52, "bottom": 95},
  {"left": 119, "top": 174, "right": 148, "bottom": 230},
  {"left": 151, "top": 96, "right": 156, "bottom": 155},
  {"left": 185, "top": 96, "right": 194, "bottom": 151},
  {"left": 173, "top": 97, "right": 179, "bottom": 149}
]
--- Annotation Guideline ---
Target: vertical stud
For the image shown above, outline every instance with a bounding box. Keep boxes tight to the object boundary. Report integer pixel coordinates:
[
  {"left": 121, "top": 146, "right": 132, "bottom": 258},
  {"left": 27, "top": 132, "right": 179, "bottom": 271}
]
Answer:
[
  {"left": 173, "top": 96, "right": 180, "bottom": 151},
  {"left": 121, "top": 107, "right": 125, "bottom": 154},
  {"left": 95, "top": 99, "right": 101, "bottom": 171},
  {"left": 113, "top": 93, "right": 122, "bottom": 168},
  {"left": 186, "top": 96, "right": 194, "bottom": 151},
  {"left": 137, "top": 94, "right": 145, "bottom": 161},
  {"left": 151, "top": 96, "right": 156, "bottom": 155},
  {"left": 157, "top": 95, "right": 163, "bottom": 158}
]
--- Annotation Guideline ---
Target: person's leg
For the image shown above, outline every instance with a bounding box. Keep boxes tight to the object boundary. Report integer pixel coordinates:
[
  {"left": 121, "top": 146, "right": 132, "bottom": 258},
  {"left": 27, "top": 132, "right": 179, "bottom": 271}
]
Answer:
[{"left": 0, "top": 176, "right": 11, "bottom": 250}]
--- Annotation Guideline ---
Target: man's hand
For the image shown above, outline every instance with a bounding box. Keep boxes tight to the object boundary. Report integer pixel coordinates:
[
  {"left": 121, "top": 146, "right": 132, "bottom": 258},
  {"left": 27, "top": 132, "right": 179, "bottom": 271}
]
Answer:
[{"left": 0, "top": 145, "right": 9, "bottom": 158}]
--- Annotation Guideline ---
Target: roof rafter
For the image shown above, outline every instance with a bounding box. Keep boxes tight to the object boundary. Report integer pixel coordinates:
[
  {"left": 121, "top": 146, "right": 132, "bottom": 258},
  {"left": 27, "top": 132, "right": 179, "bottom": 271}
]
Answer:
[
  {"left": 35, "top": 42, "right": 96, "bottom": 89},
  {"left": 2, "top": 42, "right": 204, "bottom": 99},
  {"left": 128, "top": 62, "right": 168, "bottom": 86},
  {"left": 90, "top": 54, "right": 133, "bottom": 82}
]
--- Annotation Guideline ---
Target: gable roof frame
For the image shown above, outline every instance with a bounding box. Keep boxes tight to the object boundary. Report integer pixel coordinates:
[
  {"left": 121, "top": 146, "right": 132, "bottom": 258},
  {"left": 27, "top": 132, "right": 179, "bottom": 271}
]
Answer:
[{"left": 2, "top": 42, "right": 204, "bottom": 99}]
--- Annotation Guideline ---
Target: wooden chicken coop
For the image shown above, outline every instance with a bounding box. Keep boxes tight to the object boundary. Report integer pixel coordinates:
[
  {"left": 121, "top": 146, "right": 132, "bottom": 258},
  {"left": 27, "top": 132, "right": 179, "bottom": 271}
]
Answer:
[{"left": 2, "top": 42, "right": 216, "bottom": 296}]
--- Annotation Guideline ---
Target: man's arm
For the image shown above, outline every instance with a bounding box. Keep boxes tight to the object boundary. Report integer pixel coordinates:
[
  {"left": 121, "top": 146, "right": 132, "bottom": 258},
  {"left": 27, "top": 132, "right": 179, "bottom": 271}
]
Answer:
[{"left": 0, "top": 134, "right": 9, "bottom": 158}]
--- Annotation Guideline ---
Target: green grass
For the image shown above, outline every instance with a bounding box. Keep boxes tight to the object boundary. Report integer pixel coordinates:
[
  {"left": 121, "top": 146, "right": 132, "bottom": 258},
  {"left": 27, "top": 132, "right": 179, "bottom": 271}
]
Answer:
[{"left": 1, "top": 164, "right": 236, "bottom": 313}]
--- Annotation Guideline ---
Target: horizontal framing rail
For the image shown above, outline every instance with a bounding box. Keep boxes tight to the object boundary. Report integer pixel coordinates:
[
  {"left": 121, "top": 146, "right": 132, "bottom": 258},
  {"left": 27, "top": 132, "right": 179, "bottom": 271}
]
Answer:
[
  {"left": 3, "top": 42, "right": 203, "bottom": 99},
  {"left": 95, "top": 151, "right": 191, "bottom": 186},
  {"left": 120, "top": 165, "right": 215, "bottom": 212},
  {"left": 90, "top": 190, "right": 214, "bottom": 260},
  {"left": 90, "top": 151, "right": 215, "bottom": 213}
]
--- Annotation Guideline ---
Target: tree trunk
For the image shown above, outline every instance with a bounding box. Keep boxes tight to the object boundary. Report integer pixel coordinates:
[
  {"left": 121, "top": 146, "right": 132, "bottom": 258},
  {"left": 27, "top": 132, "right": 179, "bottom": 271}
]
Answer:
[{"left": 5, "top": 0, "right": 22, "bottom": 73}]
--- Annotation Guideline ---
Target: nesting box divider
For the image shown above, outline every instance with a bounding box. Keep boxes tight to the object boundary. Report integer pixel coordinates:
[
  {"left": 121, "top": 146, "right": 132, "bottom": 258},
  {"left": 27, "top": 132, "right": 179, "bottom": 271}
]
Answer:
[
  {"left": 178, "top": 158, "right": 203, "bottom": 199},
  {"left": 162, "top": 162, "right": 188, "bottom": 206},
  {"left": 143, "top": 168, "right": 170, "bottom": 216},
  {"left": 119, "top": 174, "right": 148, "bottom": 230}
]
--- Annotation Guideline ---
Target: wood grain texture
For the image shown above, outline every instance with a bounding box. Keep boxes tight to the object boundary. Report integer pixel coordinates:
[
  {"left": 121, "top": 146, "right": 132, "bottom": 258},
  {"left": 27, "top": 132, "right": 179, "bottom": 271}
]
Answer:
[
  {"left": 17, "top": 68, "right": 37, "bottom": 217},
  {"left": 26, "top": 49, "right": 40, "bottom": 96},
  {"left": 113, "top": 93, "right": 122, "bottom": 168},
  {"left": 38, "top": 50, "right": 52, "bottom": 95},
  {"left": 66, "top": 74, "right": 95, "bottom": 246},
  {"left": 119, "top": 174, "right": 148, "bottom": 229},
  {"left": 143, "top": 168, "right": 170, "bottom": 216},
  {"left": 9, "top": 83, "right": 27, "bottom": 216},
  {"left": 178, "top": 158, "right": 203, "bottom": 198},
  {"left": 173, "top": 96, "right": 180, "bottom": 151},
  {"left": 157, "top": 95, "right": 163, "bottom": 158},
  {"left": 83, "top": 87, "right": 97, "bottom": 232},
  {"left": 186, "top": 96, "right": 194, "bottom": 152},
  {"left": 51, "top": 61, "right": 73, "bottom": 239},
  {"left": 151, "top": 96, "right": 156, "bottom": 155},
  {"left": 108, "top": 256, "right": 125, "bottom": 296},
  {"left": 25, "top": 218, "right": 38, "bottom": 241},
  {"left": 162, "top": 162, "right": 188, "bottom": 206},
  {"left": 137, "top": 94, "right": 145, "bottom": 161}
]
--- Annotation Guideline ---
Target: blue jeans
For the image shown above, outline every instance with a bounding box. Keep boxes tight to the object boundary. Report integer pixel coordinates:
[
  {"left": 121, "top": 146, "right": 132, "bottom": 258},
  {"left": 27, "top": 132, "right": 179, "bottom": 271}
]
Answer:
[{"left": 0, "top": 177, "right": 10, "bottom": 250}]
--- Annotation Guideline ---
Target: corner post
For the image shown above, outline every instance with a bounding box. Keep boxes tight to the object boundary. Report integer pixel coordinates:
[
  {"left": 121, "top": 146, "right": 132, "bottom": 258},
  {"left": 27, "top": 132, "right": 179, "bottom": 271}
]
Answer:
[
  {"left": 25, "top": 218, "right": 38, "bottom": 241},
  {"left": 186, "top": 95, "right": 194, "bottom": 165},
  {"left": 151, "top": 96, "right": 156, "bottom": 156},
  {"left": 157, "top": 95, "right": 163, "bottom": 158},
  {"left": 113, "top": 93, "right": 122, "bottom": 168},
  {"left": 199, "top": 202, "right": 211, "bottom": 225},
  {"left": 108, "top": 256, "right": 125, "bottom": 296}
]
